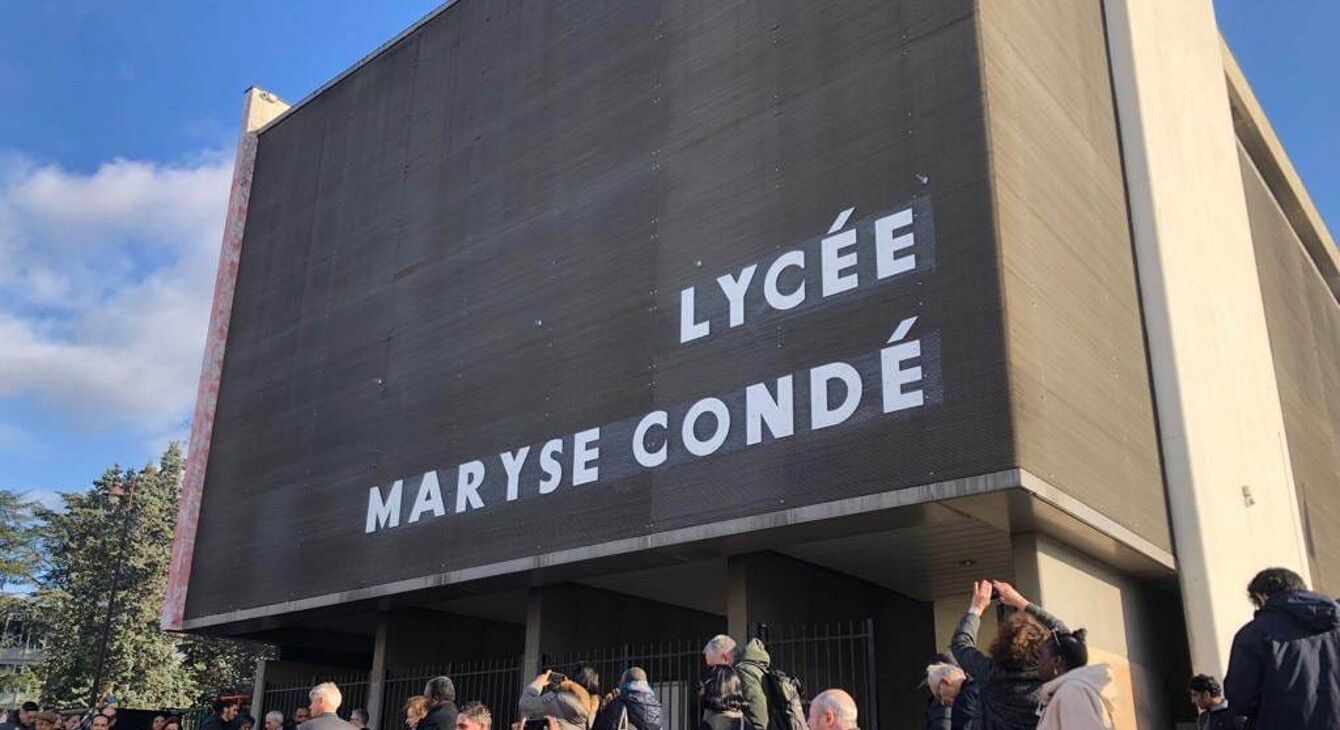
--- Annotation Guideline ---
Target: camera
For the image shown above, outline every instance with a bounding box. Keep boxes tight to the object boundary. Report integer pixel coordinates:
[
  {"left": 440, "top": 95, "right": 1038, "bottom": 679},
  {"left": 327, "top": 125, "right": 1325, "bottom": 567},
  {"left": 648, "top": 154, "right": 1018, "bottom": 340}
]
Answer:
[
  {"left": 522, "top": 719, "right": 549, "bottom": 730},
  {"left": 547, "top": 671, "right": 567, "bottom": 691}
]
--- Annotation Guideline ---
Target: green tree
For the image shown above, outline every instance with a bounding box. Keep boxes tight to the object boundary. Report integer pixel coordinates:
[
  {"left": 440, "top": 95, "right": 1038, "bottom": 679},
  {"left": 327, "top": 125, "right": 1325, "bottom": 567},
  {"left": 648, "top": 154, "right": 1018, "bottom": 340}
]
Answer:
[
  {"left": 0, "top": 489, "right": 41, "bottom": 590},
  {"left": 35, "top": 446, "right": 197, "bottom": 707},
  {"left": 32, "top": 444, "right": 274, "bottom": 707}
]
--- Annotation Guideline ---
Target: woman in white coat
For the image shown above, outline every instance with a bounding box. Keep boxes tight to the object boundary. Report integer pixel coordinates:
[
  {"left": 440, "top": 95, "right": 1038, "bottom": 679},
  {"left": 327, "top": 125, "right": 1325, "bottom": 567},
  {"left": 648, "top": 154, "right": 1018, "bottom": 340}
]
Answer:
[{"left": 1033, "top": 629, "right": 1117, "bottom": 730}]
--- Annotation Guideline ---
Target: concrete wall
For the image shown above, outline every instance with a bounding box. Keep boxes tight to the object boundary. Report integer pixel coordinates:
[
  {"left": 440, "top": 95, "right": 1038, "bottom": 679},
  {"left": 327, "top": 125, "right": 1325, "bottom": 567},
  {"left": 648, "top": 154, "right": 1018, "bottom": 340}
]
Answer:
[
  {"left": 978, "top": 0, "right": 1169, "bottom": 552},
  {"left": 1019, "top": 534, "right": 1191, "bottom": 729},
  {"left": 1240, "top": 144, "right": 1340, "bottom": 597},
  {"left": 1102, "top": 0, "right": 1312, "bottom": 675}
]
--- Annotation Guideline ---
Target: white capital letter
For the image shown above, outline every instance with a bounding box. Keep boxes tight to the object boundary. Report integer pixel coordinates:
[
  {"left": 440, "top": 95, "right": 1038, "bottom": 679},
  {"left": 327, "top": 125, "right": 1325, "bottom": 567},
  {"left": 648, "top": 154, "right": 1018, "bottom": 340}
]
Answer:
[
  {"left": 680, "top": 287, "right": 710, "bottom": 343},
  {"left": 366, "top": 480, "right": 403, "bottom": 533},
  {"left": 745, "top": 376, "right": 794, "bottom": 445},
  {"left": 882, "top": 338, "right": 925, "bottom": 413},
  {"left": 764, "top": 250, "right": 806, "bottom": 310},
  {"left": 538, "top": 438, "right": 564, "bottom": 494},
  {"left": 821, "top": 228, "right": 859, "bottom": 297},
  {"left": 810, "top": 362, "right": 863, "bottom": 430},
  {"left": 572, "top": 428, "right": 601, "bottom": 486},
  {"left": 683, "top": 397, "right": 731, "bottom": 457},
  {"left": 875, "top": 208, "right": 915, "bottom": 279},
  {"left": 407, "top": 472, "right": 446, "bottom": 523},
  {"left": 455, "top": 460, "right": 485, "bottom": 512},
  {"left": 501, "top": 446, "right": 530, "bottom": 501},
  {"left": 716, "top": 264, "right": 758, "bottom": 328},
  {"left": 633, "top": 411, "right": 669, "bottom": 467}
]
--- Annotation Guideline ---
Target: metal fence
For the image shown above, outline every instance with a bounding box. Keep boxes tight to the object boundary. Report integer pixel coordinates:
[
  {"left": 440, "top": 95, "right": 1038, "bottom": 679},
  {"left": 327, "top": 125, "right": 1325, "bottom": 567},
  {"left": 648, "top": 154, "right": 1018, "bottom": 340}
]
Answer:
[
  {"left": 264, "top": 671, "right": 370, "bottom": 722},
  {"left": 381, "top": 658, "right": 523, "bottom": 730},
  {"left": 542, "top": 638, "right": 703, "bottom": 730},
  {"left": 763, "top": 619, "right": 877, "bottom": 730},
  {"left": 542, "top": 619, "right": 876, "bottom": 730}
]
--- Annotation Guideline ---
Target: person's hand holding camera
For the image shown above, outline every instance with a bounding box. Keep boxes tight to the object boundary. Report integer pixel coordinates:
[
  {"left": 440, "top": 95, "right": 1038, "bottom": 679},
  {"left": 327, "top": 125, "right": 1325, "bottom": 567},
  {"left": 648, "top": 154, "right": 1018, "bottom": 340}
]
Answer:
[
  {"left": 990, "top": 580, "right": 1030, "bottom": 610},
  {"left": 969, "top": 579, "right": 994, "bottom": 615}
]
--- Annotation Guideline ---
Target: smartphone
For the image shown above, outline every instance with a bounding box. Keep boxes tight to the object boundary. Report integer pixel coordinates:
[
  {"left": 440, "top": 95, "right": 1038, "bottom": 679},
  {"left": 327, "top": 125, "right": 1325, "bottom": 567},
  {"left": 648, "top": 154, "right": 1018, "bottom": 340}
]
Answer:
[
  {"left": 547, "top": 672, "right": 567, "bottom": 690},
  {"left": 522, "top": 719, "right": 549, "bottom": 730}
]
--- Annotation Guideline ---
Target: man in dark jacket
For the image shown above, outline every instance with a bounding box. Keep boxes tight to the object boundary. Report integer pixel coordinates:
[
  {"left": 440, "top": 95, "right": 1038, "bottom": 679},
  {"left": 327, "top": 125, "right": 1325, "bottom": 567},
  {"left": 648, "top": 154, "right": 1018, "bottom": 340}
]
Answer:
[
  {"left": 594, "top": 667, "right": 662, "bottom": 730},
  {"left": 201, "top": 701, "right": 240, "bottom": 730},
  {"left": 420, "top": 676, "right": 459, "bottom": 730},
  {"left": 733, "top": 639, "right": 771, "bottom": 730},
  {"left": 1223, "top": 567, "right": 1340, "bottom": 730},
  {"left": 1188, "top": 675, "right": 1245, "bottom": 730}
]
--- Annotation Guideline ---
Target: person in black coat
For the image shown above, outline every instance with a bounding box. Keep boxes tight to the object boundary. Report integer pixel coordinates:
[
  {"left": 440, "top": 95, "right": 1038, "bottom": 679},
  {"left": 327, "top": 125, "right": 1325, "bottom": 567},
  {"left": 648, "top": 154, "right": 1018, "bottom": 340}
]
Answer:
[
  {"left": 593, "top": 667, "right": 662, "bottom": 730},
  {"left": 1188, "top": 675, "right": 1246, "bottom": 730},
  {"left": 950, "top": 580, "right": 1067, "bottom": 730},
  {"left": 1224, "top": 567, "right": 1340, "bottom": 730},
  {"left": 201, "top": 701, "right": 240, "bottom": 730},
  {"left": 419, "top": 676, "right": 459, "bottom": 730}
]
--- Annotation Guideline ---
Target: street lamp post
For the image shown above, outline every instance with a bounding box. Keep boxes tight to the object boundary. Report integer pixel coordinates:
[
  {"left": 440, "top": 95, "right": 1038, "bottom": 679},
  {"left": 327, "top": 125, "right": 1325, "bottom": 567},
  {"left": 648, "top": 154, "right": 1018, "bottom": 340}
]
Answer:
[{"left": 88, "top": 473, "right": 138, "bottom": 708}]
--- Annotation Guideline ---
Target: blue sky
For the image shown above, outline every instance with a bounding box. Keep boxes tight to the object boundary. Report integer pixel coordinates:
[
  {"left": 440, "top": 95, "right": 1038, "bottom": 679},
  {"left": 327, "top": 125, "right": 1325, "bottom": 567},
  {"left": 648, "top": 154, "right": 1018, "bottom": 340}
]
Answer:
[{"left": 0, "top": 0, "right": 1336, "bottom": 506}]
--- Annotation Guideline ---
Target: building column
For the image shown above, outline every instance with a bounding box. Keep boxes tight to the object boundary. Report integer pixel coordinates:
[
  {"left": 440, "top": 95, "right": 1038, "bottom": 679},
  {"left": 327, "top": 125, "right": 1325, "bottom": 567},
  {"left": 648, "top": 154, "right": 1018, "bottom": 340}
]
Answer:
[
  {"left": 251, "top": 657, "right": 269, "bottom": 723},
  {"left": 1102, "top": 0, "right": 1312, "bottom": 676},
  {"left": 366, "top": 616, "right": 389, "bottom": 729},
  {"left": 523, "top": 589, "right": 543, "bottom": 678}
]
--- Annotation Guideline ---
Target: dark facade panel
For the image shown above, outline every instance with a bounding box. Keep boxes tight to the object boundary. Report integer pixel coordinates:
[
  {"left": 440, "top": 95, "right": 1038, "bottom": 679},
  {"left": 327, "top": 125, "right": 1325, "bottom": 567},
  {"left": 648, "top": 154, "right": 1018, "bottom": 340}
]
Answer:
[
  {"left": 979, "top": 0, "right": 1171, "bottom": 550},
  {"left": 188, "top": 0, "right": 1008, "bottom": 620},
  {"left": 1242, "top": 145, "right": 1340, "bottom": 596}
]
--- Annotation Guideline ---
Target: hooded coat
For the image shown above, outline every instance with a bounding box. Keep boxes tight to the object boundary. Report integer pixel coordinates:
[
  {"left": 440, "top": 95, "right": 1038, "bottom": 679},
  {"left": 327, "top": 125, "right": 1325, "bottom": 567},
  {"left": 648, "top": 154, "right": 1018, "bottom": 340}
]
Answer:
[
  {"left": 593, "top": 682, "right": 663, "bottom": 730},
  {"left": 1223, "top": 589, "right": 1340, "bottom": 730},
  {"left": 733, "top": 639, "right": 772, "bottom": 730},
  {"left": 1033, "top": 664, "right": 1117, "bottom": 730}
]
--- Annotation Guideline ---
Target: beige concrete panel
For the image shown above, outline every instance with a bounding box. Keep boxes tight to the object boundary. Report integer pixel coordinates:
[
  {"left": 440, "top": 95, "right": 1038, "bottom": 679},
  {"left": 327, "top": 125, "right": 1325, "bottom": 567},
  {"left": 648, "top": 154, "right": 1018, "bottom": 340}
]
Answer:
[
  {"left": 1102, "top": 0, "right": 1312, "bottom": 675},
  {"left": 1029, "top": 535, "right": 1175, "bottom": 730}
]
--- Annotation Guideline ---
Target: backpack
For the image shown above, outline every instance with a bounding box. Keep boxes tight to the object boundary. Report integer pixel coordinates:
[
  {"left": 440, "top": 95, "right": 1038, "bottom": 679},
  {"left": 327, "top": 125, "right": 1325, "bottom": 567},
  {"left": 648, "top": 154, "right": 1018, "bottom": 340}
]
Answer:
[{"left": 761, "top": 669, "right": 807, "bottom": 730}]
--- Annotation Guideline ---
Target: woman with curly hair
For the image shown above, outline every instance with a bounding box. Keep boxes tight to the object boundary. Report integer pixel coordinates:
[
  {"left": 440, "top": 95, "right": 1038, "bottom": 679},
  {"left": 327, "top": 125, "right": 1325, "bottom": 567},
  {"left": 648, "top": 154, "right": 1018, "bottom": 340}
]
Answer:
[
  {"left": 950, "top": 579, "right": 1069, "bottom": 730},
  {"left": 405, "top": 696, "right": 429, "bottom": 730}
]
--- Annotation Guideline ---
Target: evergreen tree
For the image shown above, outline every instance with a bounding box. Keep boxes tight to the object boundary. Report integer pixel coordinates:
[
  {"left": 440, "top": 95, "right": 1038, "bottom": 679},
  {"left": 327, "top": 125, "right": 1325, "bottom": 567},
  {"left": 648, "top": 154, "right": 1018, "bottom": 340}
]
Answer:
[
  {"left": 0, "top": 489, "right": 41, "bottom": 590},
  {"left": 35, "top": 446, "right": 197, "bottom": 707}
]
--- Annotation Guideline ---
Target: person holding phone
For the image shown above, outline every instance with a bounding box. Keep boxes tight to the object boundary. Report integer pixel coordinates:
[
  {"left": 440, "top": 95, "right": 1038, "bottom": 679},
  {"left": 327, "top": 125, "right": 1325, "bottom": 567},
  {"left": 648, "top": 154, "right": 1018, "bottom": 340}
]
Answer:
[
  {"left": 949, "top": 580, "right": 1069, "bottom": 730},
  {"left": 518, "top": 666, "right": 600, "bottom": 730}
]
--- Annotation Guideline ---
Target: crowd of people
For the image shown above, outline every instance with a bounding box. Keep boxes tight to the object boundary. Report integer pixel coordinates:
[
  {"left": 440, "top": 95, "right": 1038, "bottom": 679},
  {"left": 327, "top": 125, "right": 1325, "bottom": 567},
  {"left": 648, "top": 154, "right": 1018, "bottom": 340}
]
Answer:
[
  {"left": 921, "top": 569, "right": 1340, "bottom": 729},
  {"left": 4, "top": 566, "right": 1336, "bottom": 730}
]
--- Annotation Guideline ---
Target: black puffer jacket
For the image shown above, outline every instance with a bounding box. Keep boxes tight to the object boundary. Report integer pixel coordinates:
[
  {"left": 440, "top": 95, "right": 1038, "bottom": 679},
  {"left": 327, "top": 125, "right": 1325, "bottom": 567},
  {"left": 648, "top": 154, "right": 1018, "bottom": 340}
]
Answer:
[
  {"left": 593, "top": 687, "right": 662, "bottom": 730},
  {"left": 1223, "top": 589, "right": 1340, "bottom": 729},
  {"left": 950, "top": 604, "right": 1066, "bottom": 730}
]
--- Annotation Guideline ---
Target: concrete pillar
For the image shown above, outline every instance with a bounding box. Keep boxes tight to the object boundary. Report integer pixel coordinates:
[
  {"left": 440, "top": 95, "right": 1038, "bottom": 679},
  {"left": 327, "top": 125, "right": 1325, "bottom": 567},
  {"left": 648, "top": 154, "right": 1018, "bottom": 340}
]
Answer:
[
  {"left": 366, "top": 616, "right": 389, "bottom": 730},
  {"left": 1016, "top": 533, "right": 1189, "bottom": 729},
  {"left": 523, "top": 589, "right": 543, "bottom": 679},
  {"left": 251, "top": 657, "right": 269, "bottom": 723},
  {"left": 1102, "top": 0, "right": 1312, "bottom": 675}
]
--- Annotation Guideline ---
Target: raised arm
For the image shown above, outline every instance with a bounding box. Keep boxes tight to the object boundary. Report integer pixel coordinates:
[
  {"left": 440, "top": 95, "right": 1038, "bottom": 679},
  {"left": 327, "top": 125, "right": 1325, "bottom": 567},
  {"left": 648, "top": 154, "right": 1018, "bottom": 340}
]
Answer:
[{"left": 950, "top": 580, "right": 996, "bottom": 680}]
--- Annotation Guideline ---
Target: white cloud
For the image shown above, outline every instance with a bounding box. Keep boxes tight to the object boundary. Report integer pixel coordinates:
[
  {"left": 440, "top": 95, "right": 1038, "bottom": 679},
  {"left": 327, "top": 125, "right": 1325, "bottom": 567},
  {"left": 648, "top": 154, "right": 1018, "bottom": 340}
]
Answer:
[{"left": 0, "top": 151, "right": 234, "bottom": 437}]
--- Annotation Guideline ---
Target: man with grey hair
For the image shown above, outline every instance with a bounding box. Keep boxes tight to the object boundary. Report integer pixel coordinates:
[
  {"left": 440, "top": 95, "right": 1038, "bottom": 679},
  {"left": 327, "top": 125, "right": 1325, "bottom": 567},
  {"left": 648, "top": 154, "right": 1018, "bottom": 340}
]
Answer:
[
  {"left": 807, "top": 690, "right": 858, "bottom": 730},
  {"left": 420, "top": 676, "right": 459, "bottom": 730},
  {"left": 304, "top": 683, "right": 355, "bottom": 730},
  {"left": 453, "top": 703, "right": 491, "bottom": 730},
  {"left": 264, "top": 712, "right": 284, "bottom": 730},
  {"left": 702, "top": 635, "right": 736, "bottom": 666}
]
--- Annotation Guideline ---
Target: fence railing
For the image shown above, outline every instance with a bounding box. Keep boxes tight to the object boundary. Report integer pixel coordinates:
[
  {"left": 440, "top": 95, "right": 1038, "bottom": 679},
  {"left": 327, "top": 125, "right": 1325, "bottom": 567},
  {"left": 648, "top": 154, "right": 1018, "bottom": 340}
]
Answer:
[
  {"left": 265, "top": 619, "right": 874, "bottom": 730},
  {"left": 381, "top": 657, "right": 523, "bottom": 730},
  {"left": 542, "top": 638, "right": 703, "bottom": 730},
  {"left": 264, "top": 671, "right": 370, "bottom": 723},
  {"left": 541, "top": 619, "right": 876, "bottom": 730}
]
